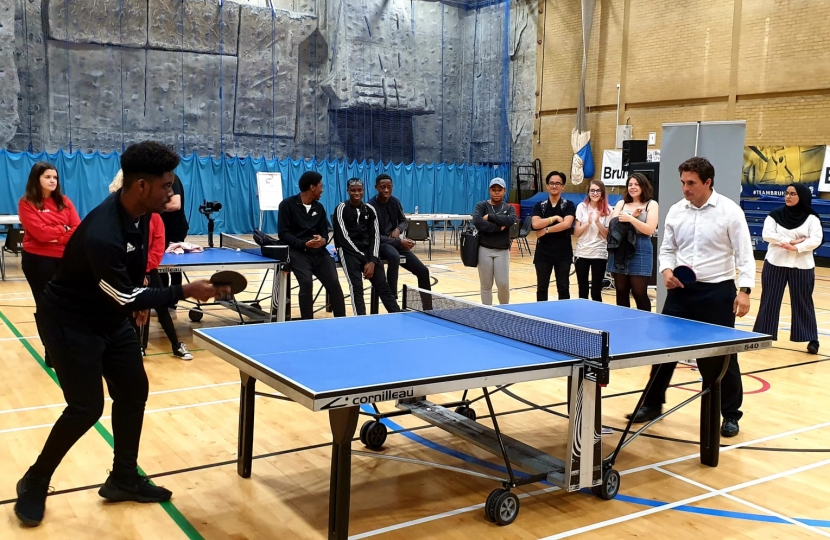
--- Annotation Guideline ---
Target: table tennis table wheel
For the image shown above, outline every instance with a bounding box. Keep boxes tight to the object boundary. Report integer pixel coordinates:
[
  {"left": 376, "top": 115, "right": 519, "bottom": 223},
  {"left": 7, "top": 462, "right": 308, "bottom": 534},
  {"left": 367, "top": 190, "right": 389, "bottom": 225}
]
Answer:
[
  {"left": 188, "top": 309, "right": 204, "bottom": 322},
  {"left": 484, "top": 488, "right": 519, "bottom": 526},
  {"left": 359, "top": 420, "right": 387, "bottom": 450},
  {"left": 454, "top": 406, "right": 477, "bottom": 421},
  {"left": 591, "top": 468, "right": 620, "bottom": 500}
]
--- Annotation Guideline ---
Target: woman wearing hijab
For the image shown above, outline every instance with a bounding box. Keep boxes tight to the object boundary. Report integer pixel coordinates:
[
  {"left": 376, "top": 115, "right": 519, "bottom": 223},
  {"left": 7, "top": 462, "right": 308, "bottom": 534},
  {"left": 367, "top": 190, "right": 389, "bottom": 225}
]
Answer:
[{"left": 753, "top": 183, "right": 823, "bottom": 354}]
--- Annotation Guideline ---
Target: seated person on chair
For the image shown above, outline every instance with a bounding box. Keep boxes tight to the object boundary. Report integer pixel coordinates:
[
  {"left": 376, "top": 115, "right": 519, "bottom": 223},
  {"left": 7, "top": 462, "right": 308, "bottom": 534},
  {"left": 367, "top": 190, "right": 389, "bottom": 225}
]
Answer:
[
  {"left": 367, "top": 174, "right": 431, "bottom": 298},
  {"left": 277, "top": 171, "right": 346, "bottom": 320},
  {"left": 333, "top": 178, "right": 401, "bottom": 316}
]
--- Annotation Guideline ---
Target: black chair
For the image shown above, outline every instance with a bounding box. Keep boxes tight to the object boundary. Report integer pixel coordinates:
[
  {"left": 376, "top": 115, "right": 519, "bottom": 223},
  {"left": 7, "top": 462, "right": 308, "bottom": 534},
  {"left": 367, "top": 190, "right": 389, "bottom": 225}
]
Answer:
[
  {"left": 407, "top": 219, "right": 432, "bottom": 260},
  {"left": 515, "top": 216, "right": 533, "bottom": 257},
  {"left": 1, "top": 227, "right": 24, "bottom": 281},
  {"left": 508, "top": 221, "right": 520, "bottom": 253}
]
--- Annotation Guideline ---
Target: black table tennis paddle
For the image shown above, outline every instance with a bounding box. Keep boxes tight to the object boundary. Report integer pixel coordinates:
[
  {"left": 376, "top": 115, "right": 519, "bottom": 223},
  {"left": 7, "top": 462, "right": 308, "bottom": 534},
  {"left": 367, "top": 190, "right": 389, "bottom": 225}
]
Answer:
[
  {"left": 210, "top": 270, "right": 247, "bottom": 295},
  {"left": 673, "top": 265, "right": 696, "bottom": 286}
]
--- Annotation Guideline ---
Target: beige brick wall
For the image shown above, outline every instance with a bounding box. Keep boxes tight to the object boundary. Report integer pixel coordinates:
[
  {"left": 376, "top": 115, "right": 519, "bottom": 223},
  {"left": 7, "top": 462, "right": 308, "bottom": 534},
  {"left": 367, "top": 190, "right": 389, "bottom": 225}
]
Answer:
[
  {"left": 535, "top": 0, "right": 830, "bottom": 176},
  {"left": 626, "top": 0, "right": 734, "bottom": 103},
  {"left": 539, "top": 0, "right": 624, "bottom": 111},
  {"left": 738, "top": 94, "right": 830, "bottom": 145},
  {"left": 738, "top": 0, "right": 830, "bottom": 95}
]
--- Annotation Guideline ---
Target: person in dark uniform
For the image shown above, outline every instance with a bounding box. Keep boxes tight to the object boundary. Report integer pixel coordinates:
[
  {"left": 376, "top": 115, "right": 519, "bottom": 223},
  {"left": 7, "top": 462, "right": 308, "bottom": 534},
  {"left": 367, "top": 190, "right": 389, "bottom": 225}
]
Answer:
[
  {"left": 13, "top": 142, "right": 227, "bottom": 527},
  {"left": 158, "top": 173, "right": 189, "bottom": 316},
  {"left": 531, "top": 171, "right": 577, "bottom": 301},
  {"left": 333, "top": 178, "right": 401, "bottom": 316},
  {"left": 367, "top": 173, "right": 431, "bottom": 297},
  {"left": 277, "top": 171, "right": 346, "bottom": 320}
]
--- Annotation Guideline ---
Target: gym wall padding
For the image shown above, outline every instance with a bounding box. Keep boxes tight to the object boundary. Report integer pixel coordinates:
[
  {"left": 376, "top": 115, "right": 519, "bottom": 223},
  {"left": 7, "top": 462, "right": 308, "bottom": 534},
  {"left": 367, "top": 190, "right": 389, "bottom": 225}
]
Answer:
[{"left": 1, "top": 149, "right": 507, "bottom": 236}]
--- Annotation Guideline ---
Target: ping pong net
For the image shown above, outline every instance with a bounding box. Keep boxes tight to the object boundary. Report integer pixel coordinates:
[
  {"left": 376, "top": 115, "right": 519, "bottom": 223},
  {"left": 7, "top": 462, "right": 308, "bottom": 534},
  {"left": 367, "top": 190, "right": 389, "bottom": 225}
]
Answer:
[
  {"left": 220, "top": 233, "right": 288, "bottom": 262},
  {"left": 403, "top": 286, "right": 609, "bottom": 363}
]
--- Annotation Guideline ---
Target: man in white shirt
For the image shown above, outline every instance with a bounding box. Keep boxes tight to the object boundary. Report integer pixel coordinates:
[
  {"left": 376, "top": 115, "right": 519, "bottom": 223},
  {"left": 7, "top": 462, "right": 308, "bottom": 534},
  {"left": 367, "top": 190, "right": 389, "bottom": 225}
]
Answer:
[{"left": 628, "top": 157, "right": 755, "bottom": 438}]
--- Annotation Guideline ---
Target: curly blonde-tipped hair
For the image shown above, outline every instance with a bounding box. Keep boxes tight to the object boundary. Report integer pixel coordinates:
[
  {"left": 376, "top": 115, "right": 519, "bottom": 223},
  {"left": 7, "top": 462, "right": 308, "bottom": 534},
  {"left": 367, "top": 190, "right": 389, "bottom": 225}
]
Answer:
[{"left": 109, "top": 169, "right": 123, "bottom": 194}]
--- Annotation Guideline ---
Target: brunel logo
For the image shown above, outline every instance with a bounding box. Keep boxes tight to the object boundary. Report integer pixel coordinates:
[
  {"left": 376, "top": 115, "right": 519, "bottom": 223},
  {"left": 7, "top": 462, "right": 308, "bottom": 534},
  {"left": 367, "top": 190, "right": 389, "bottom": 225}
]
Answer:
[{"left": 320, "top": 387, "right": 415, "bottom": 409}]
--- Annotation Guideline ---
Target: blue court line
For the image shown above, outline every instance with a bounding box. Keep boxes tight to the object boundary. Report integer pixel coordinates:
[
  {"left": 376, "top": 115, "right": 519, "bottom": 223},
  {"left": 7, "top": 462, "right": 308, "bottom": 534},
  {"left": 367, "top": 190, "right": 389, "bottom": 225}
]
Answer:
[{"left": 363, "top": 405, "right": 830, "bottom": 529}]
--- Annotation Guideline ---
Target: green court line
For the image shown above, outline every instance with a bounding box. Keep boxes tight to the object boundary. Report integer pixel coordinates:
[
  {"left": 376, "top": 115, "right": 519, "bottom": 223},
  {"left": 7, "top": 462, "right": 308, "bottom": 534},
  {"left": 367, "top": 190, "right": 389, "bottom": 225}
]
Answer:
[{"left": 0, "top": 309, "right": 205, "bottom": 540}]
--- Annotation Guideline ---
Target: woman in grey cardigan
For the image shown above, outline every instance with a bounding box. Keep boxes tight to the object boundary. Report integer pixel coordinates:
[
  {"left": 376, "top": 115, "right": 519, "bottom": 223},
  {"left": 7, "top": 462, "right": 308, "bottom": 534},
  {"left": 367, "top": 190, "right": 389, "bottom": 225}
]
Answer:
[{"left": 472, "top": 178, "right": 517, "bottom": 305}]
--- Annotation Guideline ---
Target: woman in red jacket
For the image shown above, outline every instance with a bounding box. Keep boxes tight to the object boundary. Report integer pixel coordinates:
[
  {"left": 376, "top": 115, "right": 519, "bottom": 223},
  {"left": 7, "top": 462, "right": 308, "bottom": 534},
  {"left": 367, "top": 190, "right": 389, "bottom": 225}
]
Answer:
[
  {"left": 18, "top": 162, "right": 81, "bottom": 367},
  {"left": 110, "top": 171, "right": 191, "bottom": 360}
]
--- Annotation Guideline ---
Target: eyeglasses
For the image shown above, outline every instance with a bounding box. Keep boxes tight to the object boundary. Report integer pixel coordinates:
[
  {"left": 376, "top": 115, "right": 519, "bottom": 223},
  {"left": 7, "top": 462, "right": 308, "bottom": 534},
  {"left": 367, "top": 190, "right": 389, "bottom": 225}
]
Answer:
[
  {"left": 549, "top": 182, "right": 563, "bottom": 188},
  {"left": 589, "top": 189, "right": 601, "bottom": 194}
]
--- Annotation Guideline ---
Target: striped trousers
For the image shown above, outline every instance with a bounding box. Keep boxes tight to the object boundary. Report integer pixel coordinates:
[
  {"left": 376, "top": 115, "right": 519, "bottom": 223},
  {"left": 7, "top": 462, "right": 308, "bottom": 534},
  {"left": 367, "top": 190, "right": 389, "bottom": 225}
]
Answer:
[{"left": 753, "top": 260, "right": 818, "bottom": 342}]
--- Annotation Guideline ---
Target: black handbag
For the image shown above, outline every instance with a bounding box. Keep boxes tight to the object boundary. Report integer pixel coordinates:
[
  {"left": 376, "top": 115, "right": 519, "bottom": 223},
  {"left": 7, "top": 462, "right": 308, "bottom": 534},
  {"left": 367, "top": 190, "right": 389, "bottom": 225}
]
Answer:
[{"left": 460, "top": 225, "right": 479, "bottom": 267}]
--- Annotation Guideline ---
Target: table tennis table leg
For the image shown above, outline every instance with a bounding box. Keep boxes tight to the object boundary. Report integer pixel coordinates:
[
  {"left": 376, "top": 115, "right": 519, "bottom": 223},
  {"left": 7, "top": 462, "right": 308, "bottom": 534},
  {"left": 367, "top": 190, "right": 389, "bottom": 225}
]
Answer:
[
  {"left": 328, "top": 406, "right": 359, "bottom": 540},
  {"left": 700, "top": 355, "right": 729, "bottom": 467},
  {"left": 238, "top": 373, "right": 257, "bottom": 478}
]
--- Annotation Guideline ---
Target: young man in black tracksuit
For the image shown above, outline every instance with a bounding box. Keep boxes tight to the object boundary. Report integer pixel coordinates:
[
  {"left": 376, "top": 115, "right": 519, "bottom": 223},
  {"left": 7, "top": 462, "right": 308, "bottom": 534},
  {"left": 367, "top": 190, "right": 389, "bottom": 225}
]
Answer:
[
  {"left": 367, "top": 173, "right": 431, "bottom": 297},
  {"left": 333, "top": 178, "right": 400, "bottom": 316},
  {"left": 277, "top": 171, "right": 346, "bottom": 320},
  {"left": 14, "top": 142, "right": 226, "bottom": 527}
]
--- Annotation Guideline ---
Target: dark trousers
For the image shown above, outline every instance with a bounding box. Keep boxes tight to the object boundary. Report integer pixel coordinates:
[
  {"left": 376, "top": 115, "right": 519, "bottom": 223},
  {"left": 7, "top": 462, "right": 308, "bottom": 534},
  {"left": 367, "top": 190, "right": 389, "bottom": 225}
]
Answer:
[
  {"left": 131, "top": 269, "right": 180, "bottom": 350},
  {"left": 535, "top": 259, "right": 572, "bottom": 301},
  {"left": 30, "top": 316, "right": 148, "bottom": 480},
  {"left": 160, "top": 236, "right": 186, "bottom": 305},
  {"left": 21, "top": 250, "right": 62, "bottom": 362},
  {"left": 574, "top": 257, "right": 607, "bottom": 302},
  {"left": 289, "top": 247, "right": 346, "bottom": 320},
  {"left": 378, "top": 243, "right": 431, "bottom": 297},
  {"left": 753, "top": 260, "right": 817, "bottom": 342},
  {"left": 642, "top": 280, "right": 743, "bottom": 420},
  {"left": 338, "top": 250, "right": 401, "bottom": 316}
]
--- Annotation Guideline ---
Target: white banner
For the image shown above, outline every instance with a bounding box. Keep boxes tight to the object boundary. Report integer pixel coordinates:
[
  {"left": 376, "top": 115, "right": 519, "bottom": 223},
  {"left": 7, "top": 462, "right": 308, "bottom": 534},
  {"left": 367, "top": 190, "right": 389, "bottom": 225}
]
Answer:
[
  {"left": 600, "top": 150, "right": 626, "bottom": 186},
  {"left": 818, "top": 146, "right": 830, "bottom": 193},
  {"left": 600, "top": 149, "right": 661, "bottom": 187}
]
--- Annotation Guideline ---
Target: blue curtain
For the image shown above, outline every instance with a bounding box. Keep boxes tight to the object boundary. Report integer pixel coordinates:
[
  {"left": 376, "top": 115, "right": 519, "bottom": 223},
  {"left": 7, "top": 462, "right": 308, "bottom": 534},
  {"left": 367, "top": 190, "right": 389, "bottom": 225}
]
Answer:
[{"left": 1, "top": 150, "right": 510, "bottom": 236}]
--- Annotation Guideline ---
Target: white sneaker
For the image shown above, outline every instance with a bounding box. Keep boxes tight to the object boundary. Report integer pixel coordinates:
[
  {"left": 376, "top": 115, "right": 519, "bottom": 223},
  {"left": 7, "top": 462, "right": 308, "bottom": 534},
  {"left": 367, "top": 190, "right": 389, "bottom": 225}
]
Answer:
[{"left": 173, "top": 343, "right": 193, "bottom": 360}]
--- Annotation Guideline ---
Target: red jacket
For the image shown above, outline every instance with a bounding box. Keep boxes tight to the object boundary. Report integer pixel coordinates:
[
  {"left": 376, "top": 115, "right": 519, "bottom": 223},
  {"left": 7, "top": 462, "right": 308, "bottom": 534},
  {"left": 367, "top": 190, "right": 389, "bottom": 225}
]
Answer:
[
  {"left": 19, "top": 197, "right": 82, "bottom": 259},
  {"left": 147, "top": 213, "right": 166, "bottom": 272}
]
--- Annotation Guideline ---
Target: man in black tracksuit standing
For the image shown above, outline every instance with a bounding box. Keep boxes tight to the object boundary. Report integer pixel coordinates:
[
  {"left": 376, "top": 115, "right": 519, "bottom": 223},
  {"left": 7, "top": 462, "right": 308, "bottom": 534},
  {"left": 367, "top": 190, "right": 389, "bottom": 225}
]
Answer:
[
  {"left": 333, "top": 178, "right": 400, "bottom": 316},
  {"left": 14, "top": 142, "right": 225, "bottom": 527},
  {"left": 277, "top": 171, "right": 346, "bottom": 320}
]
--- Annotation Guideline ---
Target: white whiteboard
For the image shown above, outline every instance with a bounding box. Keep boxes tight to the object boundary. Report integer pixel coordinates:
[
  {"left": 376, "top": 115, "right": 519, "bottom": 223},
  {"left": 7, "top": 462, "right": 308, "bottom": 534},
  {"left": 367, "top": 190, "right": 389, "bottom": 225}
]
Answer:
[{"left": 256, "top": 172, "right": 284, "bottom": 211}]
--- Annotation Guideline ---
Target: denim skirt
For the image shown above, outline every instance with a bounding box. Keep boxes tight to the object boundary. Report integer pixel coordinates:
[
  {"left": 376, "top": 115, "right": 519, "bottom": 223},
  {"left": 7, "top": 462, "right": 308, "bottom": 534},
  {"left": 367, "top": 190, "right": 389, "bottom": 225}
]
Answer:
[{"left": 607, "top": 234, "right": 653, "bottom": 277}]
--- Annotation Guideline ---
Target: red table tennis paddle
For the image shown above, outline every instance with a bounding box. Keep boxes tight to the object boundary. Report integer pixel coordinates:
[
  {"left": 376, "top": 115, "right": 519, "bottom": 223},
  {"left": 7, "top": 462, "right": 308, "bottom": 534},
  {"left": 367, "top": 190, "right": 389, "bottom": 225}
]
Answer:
[
  {"left": 673, "top": 265, "right": 696, "bottom": 286},
  {"left": 210, "top": 270, "right": 247, "bottom": 295}
]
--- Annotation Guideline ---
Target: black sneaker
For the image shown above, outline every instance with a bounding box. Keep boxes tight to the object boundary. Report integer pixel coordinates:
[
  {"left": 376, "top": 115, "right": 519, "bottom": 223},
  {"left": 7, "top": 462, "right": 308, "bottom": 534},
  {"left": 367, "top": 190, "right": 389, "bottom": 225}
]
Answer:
[
  {"left": 98, "top": 473, "right": 172, "bottom": 503},
  {"left": 14, "top": 470, "right": 52, "bottom": 526},
  {"left": 625, "top": 406, "right": 662, "bottom": 424},
  {"left": 808, "top": 340, "right": 820, "bottom": 354},
  {"left": 173, "top": 343, "right": 193, "bottom": 361},
  {"left": 721, "top": 417, "right": 740, "bottom": 438}
]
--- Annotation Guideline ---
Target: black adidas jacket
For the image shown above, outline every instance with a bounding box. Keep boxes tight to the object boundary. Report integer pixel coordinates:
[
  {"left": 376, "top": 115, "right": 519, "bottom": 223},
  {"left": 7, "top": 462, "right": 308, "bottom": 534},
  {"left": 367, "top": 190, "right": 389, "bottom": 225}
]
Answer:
[
  {"left": 333, "top": 201, "right": 380, "bottom": 266},
  {"left": 41, "top": 191, "right": 183, "bottom": 331}
]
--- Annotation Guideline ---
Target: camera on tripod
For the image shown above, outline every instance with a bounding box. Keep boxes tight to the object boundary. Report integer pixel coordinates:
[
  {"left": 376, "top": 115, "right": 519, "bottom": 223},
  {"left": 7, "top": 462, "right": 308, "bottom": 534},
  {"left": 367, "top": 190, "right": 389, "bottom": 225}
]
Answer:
[
  {"left": 199, "top": 200, "right": 222, "bottom": 217},
  {"left": 198, "top": 200, "right": 223, "bottom": 247}
]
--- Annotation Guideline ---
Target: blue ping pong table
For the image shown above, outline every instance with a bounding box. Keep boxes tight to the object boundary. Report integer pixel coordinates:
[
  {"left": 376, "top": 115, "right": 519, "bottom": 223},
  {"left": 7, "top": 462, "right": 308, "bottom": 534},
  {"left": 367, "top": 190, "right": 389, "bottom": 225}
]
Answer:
[
  {"left": 193, "top": 287, "right": 771, "bottom": 539},
  {"left": 159, "top": 237, "right": 289, "bottom": 323}
]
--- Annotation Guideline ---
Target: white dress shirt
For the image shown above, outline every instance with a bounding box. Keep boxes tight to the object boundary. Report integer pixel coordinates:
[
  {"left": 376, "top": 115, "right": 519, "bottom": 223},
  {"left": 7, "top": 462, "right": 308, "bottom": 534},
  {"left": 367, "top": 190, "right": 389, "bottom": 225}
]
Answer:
[
  {"left": 762, "top": 214, "right": 823, "bottom": 269},
  {"left": 659, "top": 189, "right": 755, "bottom": 288}
]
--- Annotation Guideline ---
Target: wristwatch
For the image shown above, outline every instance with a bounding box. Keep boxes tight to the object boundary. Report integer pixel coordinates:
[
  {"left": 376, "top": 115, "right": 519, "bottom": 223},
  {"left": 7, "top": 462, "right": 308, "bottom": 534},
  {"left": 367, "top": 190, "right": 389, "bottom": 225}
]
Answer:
[{"left": 739, "top": 287, "right": 751, "bottom": 295}]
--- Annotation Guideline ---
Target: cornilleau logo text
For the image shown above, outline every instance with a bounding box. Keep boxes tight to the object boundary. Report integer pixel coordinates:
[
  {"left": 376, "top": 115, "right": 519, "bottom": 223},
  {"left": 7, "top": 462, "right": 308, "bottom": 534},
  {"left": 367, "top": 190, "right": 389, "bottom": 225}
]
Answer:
[{"left": 320, "top": 388, "right": 415, "bottom": 409}]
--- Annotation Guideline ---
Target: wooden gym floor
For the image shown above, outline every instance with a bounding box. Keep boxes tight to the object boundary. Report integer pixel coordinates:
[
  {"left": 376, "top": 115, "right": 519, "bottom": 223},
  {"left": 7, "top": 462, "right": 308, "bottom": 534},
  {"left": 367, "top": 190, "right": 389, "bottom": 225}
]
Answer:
[{"left": 1, "top": 233, "right": 829, "bottom": 539}]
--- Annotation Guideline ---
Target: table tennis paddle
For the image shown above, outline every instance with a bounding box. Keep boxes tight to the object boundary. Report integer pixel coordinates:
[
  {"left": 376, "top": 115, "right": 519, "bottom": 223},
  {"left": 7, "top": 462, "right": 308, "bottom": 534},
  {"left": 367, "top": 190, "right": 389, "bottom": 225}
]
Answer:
[
  {"left": 210, "top": 270, "right": 247, "bottom": 295},
  {"left": 673, "top": 265, "right": 696, "bottom": 286}
]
